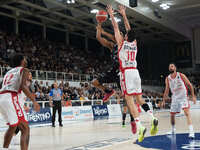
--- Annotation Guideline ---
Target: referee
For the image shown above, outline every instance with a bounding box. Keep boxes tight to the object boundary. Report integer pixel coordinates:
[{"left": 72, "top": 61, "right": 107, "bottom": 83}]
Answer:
[{"left": 49, "top": 82, "right": 64, "bottom": 127}]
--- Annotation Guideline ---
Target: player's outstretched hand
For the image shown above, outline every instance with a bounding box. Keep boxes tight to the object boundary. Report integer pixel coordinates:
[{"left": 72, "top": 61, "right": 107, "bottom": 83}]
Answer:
[
  {"left": 33, "top": 101, "right": 40, "bottom": 112},
  {"left": 161, "top": 100, "right": 165, "bottom": 108},
  {"left": 29, "top": 93, "right": 36, "bottom": 102},
  {"left": 192, "top": 96, "right": 197, "bottom": 104},
  {"left": 118, "top": 5, "right": 126, "bottom": 16},
  {"left": 106, "top": 5, "right": 114, "bottom": 16},
  {"left": 96, "top": 23, "right": 102, "bottom": 32}
]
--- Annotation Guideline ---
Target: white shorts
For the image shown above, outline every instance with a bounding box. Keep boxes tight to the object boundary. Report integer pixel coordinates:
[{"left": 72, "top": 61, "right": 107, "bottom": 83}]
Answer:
[
  {"left": 120, "top": 69, "right": 142, "bottom": 96},
  {"left": 170, "top": 98, "right": 189, "bottom": 114},
  {"left": 0, "top": 91, "right": 28, "bottom": 127}
]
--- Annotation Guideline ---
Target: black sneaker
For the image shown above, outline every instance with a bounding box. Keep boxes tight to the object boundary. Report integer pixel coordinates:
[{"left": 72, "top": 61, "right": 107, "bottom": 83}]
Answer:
[
  {"left": 52, "top": 124, "right": 55, "bottom": 127},
  {"left": 59, "top": 123, "right": 63, "bottom": 127}
]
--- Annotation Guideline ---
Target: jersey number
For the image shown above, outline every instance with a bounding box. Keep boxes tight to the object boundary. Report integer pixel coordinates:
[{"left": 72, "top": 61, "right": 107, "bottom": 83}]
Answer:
[
  {"left": 127, "top": 51, "right": 136, "bottom": 61},
  {"left": 3, "top": 74, "right": 14, "bottom": 85}
]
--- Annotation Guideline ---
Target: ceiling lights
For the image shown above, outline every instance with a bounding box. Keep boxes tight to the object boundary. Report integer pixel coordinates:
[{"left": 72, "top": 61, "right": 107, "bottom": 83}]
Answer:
[
  {"left": 109, "top": 17, "right": 121, "bottom": 23},
  {"left": 160, "top": 3, "right": 170, "bottom": 10},
  {"left": 152, "top": 0, "right": 159, "bottom": 3},
  {"left": 90, "top": 9, "right": 99, "bottom": 14},
  {"left": 66, "top": 0, "right": 75, "bottom": 4}
]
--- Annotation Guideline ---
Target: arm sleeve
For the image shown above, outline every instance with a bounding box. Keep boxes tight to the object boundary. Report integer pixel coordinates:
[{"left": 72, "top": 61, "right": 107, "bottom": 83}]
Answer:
[{"left": 49, "top": 89, "right": 53, "bottom": 97}]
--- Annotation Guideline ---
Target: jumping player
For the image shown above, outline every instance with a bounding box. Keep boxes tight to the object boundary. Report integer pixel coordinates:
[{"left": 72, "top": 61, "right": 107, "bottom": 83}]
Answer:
[
  {"left": 107, "top": 4, "right": 158, "bottom": 142},
  {"left": 163, "top": 63, "right": 196, "bottom": 138},
  {"left": 0, "top": 54, "right": 40, "bottom": 150},
  {"left": 95, "top": 18, "right": 137, "bottom": 133},
  {"left": 92, "top": 24, "right": 117, "bottom": 103}
]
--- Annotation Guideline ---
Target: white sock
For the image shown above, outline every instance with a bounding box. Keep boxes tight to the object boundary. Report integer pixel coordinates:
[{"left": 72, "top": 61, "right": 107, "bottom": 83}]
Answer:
[
  {"left": 135, "top": 117, "right": 142, "bottom": 128},
  {"left": 189, "top": 125, "right": 194, "bottom": 133},
  {"left": 147, "top": 110, "right": 154, "bottom": 119},
  {"left": 172, "top": 125, "right": 175, "bottom": 132}
]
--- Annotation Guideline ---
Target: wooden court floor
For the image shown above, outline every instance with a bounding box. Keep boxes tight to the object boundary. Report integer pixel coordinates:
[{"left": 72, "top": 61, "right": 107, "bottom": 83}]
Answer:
[{"left": 0, "top": 109, "right": 200, "bottom": 150}]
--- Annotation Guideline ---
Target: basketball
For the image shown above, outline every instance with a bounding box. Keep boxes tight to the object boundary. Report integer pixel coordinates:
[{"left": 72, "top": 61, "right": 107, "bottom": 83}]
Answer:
[{"left": 96, "top": 10, "right": 108, "bottom": 23}]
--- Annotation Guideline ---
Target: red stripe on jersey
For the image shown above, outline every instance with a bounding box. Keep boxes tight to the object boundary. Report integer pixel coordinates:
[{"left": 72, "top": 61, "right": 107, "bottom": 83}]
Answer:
[
  {"left": 179, "top": 73, "right": 188, "bottom": 96},
  {"left": 0, "top": 90, "right": 18, "bottom": 94},
  {"left": 20, "top": 67, "right": 24, "bottom": 74}
]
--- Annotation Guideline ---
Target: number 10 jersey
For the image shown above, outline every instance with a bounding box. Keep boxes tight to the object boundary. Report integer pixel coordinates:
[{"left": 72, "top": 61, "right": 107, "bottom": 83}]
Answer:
[{"left": 118, "top": 40, "right": 137, "bottom": 71}]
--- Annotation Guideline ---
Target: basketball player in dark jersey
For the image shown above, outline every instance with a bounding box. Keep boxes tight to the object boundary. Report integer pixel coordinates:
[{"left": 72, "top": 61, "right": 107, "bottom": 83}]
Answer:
[{"left": 92, "top": 25, "right": 118, "bottom": 103}]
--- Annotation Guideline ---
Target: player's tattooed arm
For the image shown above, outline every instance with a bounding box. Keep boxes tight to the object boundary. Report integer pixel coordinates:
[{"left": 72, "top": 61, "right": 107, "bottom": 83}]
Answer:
[
  {"left": 180, "top": 73, "right": 196, "bottom": 104},
  {"left": 96, "top": 23, "right": 114, "bottom": 51},
  {"left": 107, "top": 5, "right": 123, "bottom": 47},
  {"left": 118, "top": 5, "right": 131, "bottom": 32},
  {"left": 21, "top": 68, "right": 40, "bottom": 111},
  {"left": 162, "top": 77, "right": 169, "bottom": 107}
]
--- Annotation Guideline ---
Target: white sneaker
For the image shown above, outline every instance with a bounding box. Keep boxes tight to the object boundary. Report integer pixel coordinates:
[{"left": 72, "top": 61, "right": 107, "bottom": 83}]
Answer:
[{"left": 189, "top": 132, "right": 195, "bottom": 138}]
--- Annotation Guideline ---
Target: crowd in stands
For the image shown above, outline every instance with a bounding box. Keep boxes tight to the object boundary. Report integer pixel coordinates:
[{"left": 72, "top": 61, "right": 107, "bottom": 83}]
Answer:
[
  {"left": 186, "top": 72, "right": 200, "bottom": 97},
  {"left": 0, "top": 29, "right": 110, "bottom": 76},
  {"left": 32, "top": 80, "right": 104, "bottom": 102},
  {"left": 29, "top": 79, "right": 165, "bottom": 108}
]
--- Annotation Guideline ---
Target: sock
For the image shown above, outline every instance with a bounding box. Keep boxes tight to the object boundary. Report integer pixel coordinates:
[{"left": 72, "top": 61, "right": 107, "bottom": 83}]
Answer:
[
  {"left": 122, "top": 113, "right": 126, "bottom": 125},
  {"left": 189, "top": 125, "right": 194, "bottom": 133},
  {"left": 130, "top": 114, "right": 134, "bottom": 122},
  {"left": 172, "top": 125, "right": 175, "bottom": 132},
  {"left": 147, "top": 110, "right": 154, "bottom": 119},
  {"left": 135, "top": 117, "right": 142, "bottom": 128}
]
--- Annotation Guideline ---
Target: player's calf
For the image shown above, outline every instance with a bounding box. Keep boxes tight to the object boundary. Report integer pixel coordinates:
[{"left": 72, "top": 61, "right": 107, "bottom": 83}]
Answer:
[
  {"left": 3, "top": 126, "right": 17, "bottom": 148},
  {"left": 183, "top": 109, "right": 195, "bottom": 138},
  {"left": 18, "top": 122, "right": 30, "bottom": 150}
]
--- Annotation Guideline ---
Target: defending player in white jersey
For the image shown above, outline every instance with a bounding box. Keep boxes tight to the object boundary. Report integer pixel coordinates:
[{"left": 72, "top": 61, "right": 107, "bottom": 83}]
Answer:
[
  {"left": 107, "top": 5, "right": 158, "bottom": 142},
  {"left": 0, "top": 54, "right": 40, "bottom": 150},
  {"left": 163, "top": 63, "right": 196, "bottom": 138}
]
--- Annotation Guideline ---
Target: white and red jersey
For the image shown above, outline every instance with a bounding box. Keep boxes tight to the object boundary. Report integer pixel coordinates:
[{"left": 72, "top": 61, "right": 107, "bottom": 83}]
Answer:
[
  {"left": 1, "top": 67, "right": 24, "bottom": 93},
  {"left": 118, "top": 40, "right": 137, "bottom": 71},
  {"left": 168, "top": 72, "right": 188, "bottom": 100}
]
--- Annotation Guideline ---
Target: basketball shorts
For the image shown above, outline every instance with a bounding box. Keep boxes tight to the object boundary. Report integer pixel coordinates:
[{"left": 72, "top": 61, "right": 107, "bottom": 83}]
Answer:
[
  {"left": 97, "top": 67, "right": 120, "bottom": 89},
  {"left": 170, "top": 98, "right": 189, "bottom": 114},
  {"left": 0, "top": 92, "right": 28, "bottom": 127},
  {"left": 120, "top": 69, "right": 142, "bottom": 96}
]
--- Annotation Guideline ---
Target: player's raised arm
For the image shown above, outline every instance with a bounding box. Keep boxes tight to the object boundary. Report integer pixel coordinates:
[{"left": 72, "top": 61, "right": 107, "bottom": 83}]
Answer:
[
  {"left": 162, "top": 77, "right": 170, "bottom": 107},
  {"left": 96, "top": 23, "right": 114, "bottom": 51},
  {"left": 180, "top": 73, "right": 196, "bottom": 104},
  {"left": 107, "top": 5, "right": 123, "bottom": 47},
  {"left": 118, "top": 5, "right": 131, "bottom": 32},
  {"left": 21, "top": 68, "right": 40, "bottom": 111}
]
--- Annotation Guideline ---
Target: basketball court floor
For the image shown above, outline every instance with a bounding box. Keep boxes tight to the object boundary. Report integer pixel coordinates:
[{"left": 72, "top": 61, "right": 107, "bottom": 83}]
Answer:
[{"left": 1, "top": 109, "right": 200, "bottom": 150}]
